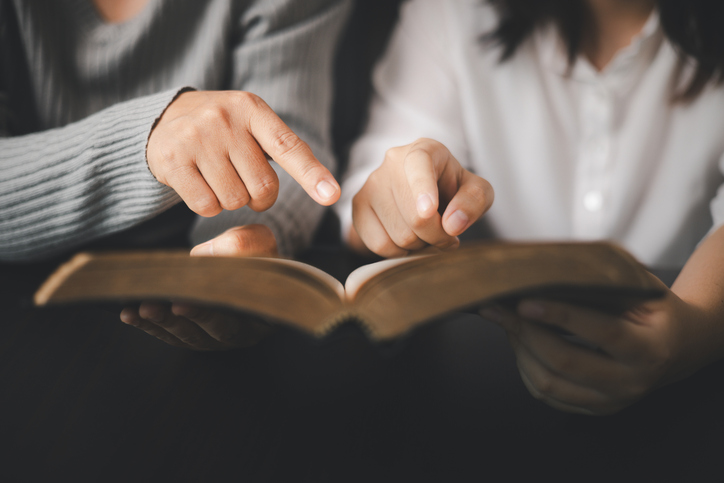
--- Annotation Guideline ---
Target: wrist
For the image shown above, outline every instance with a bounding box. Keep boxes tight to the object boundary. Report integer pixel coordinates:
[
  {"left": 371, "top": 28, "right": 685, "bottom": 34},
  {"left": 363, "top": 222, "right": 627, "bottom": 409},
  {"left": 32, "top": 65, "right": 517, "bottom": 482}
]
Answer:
[
  {"left": 663, "top": 292, "right": 724, "bottom": 386},
  {"left": 146, "top": 87, "right": 197, "bottom": 174}
]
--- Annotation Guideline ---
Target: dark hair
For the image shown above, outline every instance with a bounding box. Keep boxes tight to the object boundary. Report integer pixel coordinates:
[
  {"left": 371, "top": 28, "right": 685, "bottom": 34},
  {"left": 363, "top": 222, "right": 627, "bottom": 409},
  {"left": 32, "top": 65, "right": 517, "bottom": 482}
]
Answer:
[{"left": 485, "top": 0, "right": 724, "bottom": 101}]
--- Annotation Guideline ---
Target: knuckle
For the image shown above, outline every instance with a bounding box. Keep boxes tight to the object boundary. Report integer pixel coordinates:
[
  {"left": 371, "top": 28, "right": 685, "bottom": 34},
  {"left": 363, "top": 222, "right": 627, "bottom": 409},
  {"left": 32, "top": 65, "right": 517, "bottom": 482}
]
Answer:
[
  {"left": 367, "top": 237, "right": 400, "bottom": 258},
  {"left": 403, "top": 148, "right": 434, "bottom": 174},
  {"left": 405, "top": 147, "right": 429, "bottom": 163},
  {"left": 249, "top": 175, "right": 279, "bottom": 204},
  {"left": 367, "top": 168, "right": 386, "bottom": 186},
  {"left": 175, "top": 122, "right": 202, "bottom": 143},
  {"left": 408, "top": 213, "right": 431, "bottom": 231},
  {"left": 153, "top": 140, "right": 186, "bottom": 180},
  {"left": 415, "top": 137, "right": 440, "bottom": 148},
  {"left": 164, "top": 162, "right": 196, "bottom": 183},
  {"left": 466, "top": 181, "right": 489, "bottom": 207},
  {"left": 244, "top": 224, "right": 275, "bottom": 241},
  {"left": 156, "top": 140, "right": 180, "bottom": 166},
  {"left": 224, "top": 230, "right": 253, "bottom": 253},
  {"left": 366, "top": 237, "right": 389, "bottom": 256},
  {"left": 352, "top": 189, "right": 375, "bottom": 215},
  {"left": 198, "top": 104, "right": 229, "bottom": 126},
  {"left": 192, "top": 195, "right": 222, "bottom": 217},
  {"left": 272, "top": 130, "right": 308, "bottom": 159},
  {"left": 223, "top": 191, "right": 250, "bottom": 211},
  {"left": 395, "top": 229, "right": 420, "bottom": 249},
  {"left": 411, "top": 137, "right": 444, "bottom": 154},
  {"left": 235, "top": 91, "right": 264, "bottom": 110},
  {"left": 351, "top": 191, "right": 366, "bottom": 211},
  {"left": 409, "top": 215, "right": 424, "bottom": 230},
  {"left": 384, "top": 146, "right": 403, "bottom": 161}
]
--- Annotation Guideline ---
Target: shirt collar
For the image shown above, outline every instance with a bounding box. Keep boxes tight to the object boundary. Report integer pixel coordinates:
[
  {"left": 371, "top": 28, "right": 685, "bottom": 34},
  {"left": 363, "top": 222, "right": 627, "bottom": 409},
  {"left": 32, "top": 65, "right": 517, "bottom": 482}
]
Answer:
[{"left": 536, "top": 9, "right": 663, "bottom": 82}]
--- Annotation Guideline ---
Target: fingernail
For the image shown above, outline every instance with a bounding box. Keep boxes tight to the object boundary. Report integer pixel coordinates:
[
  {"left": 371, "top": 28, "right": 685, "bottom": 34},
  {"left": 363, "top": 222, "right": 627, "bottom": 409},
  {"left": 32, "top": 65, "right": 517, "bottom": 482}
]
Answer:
[
  {"left": 519, "top": 300, "right": 545, "bottom": 318},
  {"left": 316, "top": 180, "right": 338, "bottom": 201},
  {"left": 480, "top": 307, "right": 503, "bottom": 323},
  {"left": 416, "top": 194, "right": 434, "bottom": 217},
  {"left": 446, "top": 210, "right": 469, "bottom": 235},
  {"left": 191, "top": 241, "right": 214, "bottom": 256}
]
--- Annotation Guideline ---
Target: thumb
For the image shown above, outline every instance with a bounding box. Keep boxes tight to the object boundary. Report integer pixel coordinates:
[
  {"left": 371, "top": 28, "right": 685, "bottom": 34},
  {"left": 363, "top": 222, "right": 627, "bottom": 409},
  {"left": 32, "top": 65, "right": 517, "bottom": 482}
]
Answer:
[
  {"left": 441, "top": 170, "right": 494, "bottom": 236},
  {"left": 190, "top": 224, "right": 278, "bottom": 257}
]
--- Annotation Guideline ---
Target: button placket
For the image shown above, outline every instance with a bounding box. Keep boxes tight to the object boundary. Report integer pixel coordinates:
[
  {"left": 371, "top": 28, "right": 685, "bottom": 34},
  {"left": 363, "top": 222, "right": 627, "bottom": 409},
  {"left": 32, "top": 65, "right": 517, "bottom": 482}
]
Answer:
[{"left": 574, "top": 82, "right": 613, "bottom": 238}]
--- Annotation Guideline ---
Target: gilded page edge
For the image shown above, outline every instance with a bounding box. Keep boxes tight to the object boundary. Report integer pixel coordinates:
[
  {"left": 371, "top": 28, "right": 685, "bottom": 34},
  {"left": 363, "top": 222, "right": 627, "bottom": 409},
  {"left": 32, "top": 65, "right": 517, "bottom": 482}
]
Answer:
[{"left": 34, "top": 252, "right": 94, "bottom": 306}]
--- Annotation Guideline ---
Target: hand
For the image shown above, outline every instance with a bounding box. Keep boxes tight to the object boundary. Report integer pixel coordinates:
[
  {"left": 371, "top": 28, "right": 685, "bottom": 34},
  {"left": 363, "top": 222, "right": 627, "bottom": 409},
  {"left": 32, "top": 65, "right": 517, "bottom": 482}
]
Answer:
[
  {"left": 480, "top": 279, "right": 695, "bottom": 415},
  {"left": 350, "top": 138, "right": 494, "bottom": 257},
  {"left": 120, "top": 225, "right": 277, "bottom": 350},
  {"left": 147, "top": 90, "right": 340, "bottom": 216}
]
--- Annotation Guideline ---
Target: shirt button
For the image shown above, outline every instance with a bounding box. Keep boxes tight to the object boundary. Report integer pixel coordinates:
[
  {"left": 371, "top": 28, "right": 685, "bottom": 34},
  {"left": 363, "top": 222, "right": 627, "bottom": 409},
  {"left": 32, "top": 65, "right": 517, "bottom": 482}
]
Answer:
[{"left": 583, "top": 190, "right": 604, "bottom": 212}]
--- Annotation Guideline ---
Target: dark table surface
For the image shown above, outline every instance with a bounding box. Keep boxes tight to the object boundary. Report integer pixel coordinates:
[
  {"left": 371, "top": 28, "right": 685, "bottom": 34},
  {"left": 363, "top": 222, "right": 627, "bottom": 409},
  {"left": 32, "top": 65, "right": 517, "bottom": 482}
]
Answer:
[{"left": 2, "top": 246, "right": 724, "bottom": 482}]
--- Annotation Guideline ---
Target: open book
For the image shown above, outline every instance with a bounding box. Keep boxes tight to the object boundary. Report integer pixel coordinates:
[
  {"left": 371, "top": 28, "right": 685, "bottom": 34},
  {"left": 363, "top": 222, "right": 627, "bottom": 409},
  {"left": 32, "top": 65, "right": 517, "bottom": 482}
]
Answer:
[{"left": 34, "top": 241, "right": 664, "bottom": 340}]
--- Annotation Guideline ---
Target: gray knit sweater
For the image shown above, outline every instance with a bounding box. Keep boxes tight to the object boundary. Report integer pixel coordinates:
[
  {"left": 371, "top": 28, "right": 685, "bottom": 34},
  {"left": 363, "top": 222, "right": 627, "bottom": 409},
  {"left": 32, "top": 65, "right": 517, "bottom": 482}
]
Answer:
[{"left": 0, "top": 0, "right": 351, "bottom": 261}]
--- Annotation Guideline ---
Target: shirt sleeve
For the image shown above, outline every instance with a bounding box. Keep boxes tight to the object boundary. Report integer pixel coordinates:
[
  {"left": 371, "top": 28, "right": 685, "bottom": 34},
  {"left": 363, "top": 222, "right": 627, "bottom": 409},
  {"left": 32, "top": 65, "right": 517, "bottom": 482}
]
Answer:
[
  {"left": 0, "top": 88, "right": 186, "bottom": 262},
  {"left": 189, "top": 0, "right": 353, "bottom": 256},
  {"left": 333, "top": 0, "right": 468, "bottom": 241}
]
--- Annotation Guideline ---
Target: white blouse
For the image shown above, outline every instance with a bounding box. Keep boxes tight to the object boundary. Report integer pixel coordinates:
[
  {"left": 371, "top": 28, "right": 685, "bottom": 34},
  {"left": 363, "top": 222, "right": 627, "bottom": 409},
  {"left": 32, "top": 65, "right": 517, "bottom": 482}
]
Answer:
[{"left": 336, "top": 0, "right": 724, "bottom": 268}]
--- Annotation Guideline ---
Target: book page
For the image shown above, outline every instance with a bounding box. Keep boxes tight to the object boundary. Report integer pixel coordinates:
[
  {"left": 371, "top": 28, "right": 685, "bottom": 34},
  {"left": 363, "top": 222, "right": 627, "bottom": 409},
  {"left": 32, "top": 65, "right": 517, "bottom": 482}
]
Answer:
[
  {"left": 344, "top": 255, "right": 430, "bottom": 301},
  {"left": 268, "top": 258, "right": 346, "bottom": 300}
]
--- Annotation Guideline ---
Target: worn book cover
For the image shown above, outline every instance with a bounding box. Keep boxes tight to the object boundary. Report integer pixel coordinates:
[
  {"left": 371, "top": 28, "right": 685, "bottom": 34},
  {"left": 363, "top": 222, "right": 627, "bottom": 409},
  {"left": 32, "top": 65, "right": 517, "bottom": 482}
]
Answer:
[{"left": 34, "top": 241, "right": 664, "bottom": 340}]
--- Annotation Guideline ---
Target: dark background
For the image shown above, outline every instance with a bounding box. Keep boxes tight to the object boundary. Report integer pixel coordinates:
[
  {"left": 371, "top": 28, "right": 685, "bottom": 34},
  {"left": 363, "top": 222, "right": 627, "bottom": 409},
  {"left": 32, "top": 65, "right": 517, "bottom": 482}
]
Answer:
[{"left": 3, "top": 1, "right": 724, "bottom": 481}]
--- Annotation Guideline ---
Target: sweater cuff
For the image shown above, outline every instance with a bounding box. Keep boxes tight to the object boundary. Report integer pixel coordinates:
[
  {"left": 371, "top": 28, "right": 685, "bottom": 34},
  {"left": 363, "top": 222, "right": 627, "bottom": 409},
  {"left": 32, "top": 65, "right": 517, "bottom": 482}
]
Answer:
[{"left": 0, "top": 87, "right": 195, "bottom": 260}]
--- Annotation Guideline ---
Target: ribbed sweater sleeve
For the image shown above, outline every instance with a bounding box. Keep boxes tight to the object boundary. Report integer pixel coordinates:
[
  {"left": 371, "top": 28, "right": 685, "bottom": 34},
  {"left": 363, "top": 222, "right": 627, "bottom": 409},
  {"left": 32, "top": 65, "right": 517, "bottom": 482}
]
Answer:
[
  {"left": 0, "top": 88, "right": 183, "bottom": 261},
  {"left": 1, "top": 0, "right": 350, "bottom": 260}
]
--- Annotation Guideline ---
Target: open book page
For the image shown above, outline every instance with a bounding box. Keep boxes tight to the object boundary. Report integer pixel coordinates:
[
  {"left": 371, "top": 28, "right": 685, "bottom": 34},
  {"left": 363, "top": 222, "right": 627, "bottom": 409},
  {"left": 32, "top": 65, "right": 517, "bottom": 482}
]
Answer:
[
  {"left": 343, "top": 255, "right": 427, "bottom": 301},
  {"left": 269, "top": 257, "right": 346, "bottom": 300}
]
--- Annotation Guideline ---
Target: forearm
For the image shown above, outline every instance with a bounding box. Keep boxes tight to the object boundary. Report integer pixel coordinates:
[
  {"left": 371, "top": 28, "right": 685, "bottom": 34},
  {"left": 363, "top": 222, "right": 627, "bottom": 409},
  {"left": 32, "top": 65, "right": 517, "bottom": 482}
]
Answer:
[
  {"left": 0, "top": 88, "right": 184, "bottom": 261},
  {"left": 669, "top": 225, "right": 724, "bottom": 377}
]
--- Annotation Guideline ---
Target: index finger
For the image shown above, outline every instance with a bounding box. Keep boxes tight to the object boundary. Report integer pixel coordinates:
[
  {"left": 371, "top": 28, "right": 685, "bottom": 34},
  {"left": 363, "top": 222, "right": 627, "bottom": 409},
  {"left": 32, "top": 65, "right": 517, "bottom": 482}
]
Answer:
[
  {"left": 245, "top": 95, "right": 340, "bottom": 206},
  {"left": 397, "top": 144, "right": 459, "bottom": 249}
]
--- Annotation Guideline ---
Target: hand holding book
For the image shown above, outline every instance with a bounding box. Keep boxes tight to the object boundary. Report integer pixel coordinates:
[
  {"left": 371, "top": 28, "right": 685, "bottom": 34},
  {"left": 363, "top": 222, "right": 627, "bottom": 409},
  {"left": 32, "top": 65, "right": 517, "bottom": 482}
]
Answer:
[
  {"left": 119, "top": 225, "right": 278, "bottom": 350},
  {"left": 480, "top": 273, "right": 685, "bottom": 416}
]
